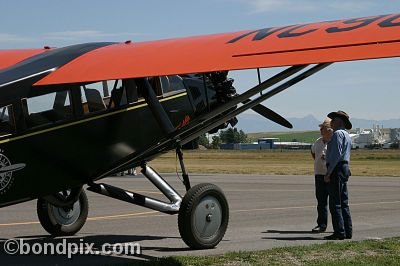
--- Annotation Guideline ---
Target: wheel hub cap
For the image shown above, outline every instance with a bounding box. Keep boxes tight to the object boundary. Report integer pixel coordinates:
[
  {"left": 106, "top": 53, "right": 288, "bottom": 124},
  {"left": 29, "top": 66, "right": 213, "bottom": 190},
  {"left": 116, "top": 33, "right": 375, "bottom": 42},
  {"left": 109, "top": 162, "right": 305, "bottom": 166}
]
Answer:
[{"left": 193, "top": 195, "right": 222, "bottom": 238}]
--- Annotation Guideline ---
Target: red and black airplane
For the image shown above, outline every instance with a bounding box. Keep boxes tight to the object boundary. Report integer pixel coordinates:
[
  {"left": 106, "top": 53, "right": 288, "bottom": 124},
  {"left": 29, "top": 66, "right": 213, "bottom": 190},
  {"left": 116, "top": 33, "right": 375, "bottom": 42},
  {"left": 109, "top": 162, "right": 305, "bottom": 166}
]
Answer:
[{"left": 0, "top": 14, "right": 399, "bottom": 249}]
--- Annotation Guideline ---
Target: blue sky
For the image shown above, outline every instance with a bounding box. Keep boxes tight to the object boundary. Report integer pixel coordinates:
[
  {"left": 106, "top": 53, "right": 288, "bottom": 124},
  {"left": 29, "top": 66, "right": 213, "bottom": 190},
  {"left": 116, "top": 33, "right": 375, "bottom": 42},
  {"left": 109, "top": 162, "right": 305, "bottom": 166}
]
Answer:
[{"left": 1, "top": 0, "right": 399, "bottom": 121}]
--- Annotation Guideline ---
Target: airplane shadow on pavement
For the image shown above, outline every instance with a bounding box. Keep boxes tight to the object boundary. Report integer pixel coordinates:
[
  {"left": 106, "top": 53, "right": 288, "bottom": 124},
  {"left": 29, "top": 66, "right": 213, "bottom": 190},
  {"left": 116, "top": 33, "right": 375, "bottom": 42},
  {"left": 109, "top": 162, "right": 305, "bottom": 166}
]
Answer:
[
  {"left": 0, "top": 234, "right": 190, "bottom": 265},
  {"left": 262, "top": 229, "right": 326, "bottom": 241}
]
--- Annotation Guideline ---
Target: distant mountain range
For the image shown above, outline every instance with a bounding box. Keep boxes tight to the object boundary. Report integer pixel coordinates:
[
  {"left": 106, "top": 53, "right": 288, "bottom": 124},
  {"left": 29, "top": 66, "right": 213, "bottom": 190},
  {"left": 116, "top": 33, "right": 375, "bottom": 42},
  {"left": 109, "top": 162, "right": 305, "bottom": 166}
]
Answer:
[{"left": 236, "top": 114, "right": 400, "bottom": 133}]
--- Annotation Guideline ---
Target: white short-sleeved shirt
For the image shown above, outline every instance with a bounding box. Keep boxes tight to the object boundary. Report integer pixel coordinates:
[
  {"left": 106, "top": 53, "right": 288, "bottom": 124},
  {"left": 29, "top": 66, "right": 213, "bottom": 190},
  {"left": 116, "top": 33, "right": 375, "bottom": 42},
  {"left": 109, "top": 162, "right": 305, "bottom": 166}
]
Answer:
[{"left": 311, "top": 137, "right": 328, "bottom": 175}]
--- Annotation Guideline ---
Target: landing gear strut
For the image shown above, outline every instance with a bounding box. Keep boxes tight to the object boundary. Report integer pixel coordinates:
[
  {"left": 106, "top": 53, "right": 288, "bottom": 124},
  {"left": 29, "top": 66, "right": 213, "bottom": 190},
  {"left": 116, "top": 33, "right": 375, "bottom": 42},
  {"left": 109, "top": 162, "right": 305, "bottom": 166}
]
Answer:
[
  {"left": 87, "top": 148, "right": 229, "bottom": 249},
  {"left": 176, "top": 147, "right": 229, "bottom": 249},
  {"left": 176, "top": 147, "right": 191, "bottom": 191}
]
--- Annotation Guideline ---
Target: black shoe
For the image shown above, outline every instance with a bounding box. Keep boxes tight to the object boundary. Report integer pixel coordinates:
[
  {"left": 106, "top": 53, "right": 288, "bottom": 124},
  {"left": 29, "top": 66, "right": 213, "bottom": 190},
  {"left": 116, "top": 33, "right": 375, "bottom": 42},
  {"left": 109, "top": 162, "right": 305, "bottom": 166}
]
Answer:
[
  {"left": 312, "top": 226, "right": 327, "bottom": 233},
  {"left": 345, "top": 235, "right": 352, "bottom": 239},
  {"left": 324, "top": 234, "right": 345, "bottom": 240}
]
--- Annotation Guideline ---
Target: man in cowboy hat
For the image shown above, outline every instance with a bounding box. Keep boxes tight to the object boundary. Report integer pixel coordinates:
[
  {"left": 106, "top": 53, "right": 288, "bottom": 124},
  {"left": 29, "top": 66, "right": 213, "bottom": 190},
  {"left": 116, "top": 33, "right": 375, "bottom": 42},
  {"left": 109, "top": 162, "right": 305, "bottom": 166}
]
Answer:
[
  {"left": 324, "top": 111, "right": 353, "bottom": 240},
  {"left": 311, "top": 118, "right": 333, "bottom": 233}
]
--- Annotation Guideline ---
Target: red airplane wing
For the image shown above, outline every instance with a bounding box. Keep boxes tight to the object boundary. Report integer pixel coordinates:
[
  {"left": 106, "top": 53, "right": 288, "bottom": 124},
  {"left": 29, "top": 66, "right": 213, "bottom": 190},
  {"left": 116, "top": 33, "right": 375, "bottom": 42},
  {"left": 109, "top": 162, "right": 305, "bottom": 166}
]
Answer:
[
  {"left": 0, "top": 49, "right": 49, "bottom": 70},
  {"left": 35, "top": 14, "right": 400, "bottom": 86}
]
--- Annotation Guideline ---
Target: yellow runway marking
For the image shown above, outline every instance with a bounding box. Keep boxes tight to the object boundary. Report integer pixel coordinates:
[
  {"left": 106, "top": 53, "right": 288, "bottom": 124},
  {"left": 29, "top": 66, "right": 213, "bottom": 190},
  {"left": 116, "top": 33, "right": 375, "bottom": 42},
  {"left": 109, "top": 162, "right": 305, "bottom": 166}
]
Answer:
[
  {"left": 226, "top": 189, "right": 313, "bottom": 192},
  {"left": 0, "top": 211, "right": 164, "bottom": 227},
  {"left": 0, "top": 221, "right": 40, "bottom": 226},
  {"left": 87, "top": 210, "right": 160, "bottom": 221},
  {"left": 1, "top": 200, "right": 399, "bottom": 227},
  {"left": 233, "top": 200, "right": 400, "bottom": 213},
  {"left": 351, "top": 200, "right": 400, "bottom": 206},
  {"left": 233, "top": 205, "right": 315, "bottom": 213}
]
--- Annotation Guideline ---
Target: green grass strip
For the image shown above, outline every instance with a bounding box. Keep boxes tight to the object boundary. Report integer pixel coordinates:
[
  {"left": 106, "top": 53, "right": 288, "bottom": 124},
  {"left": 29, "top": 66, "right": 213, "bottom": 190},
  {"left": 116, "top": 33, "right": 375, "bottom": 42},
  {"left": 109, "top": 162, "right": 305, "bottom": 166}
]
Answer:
[{"left": 128, "top": 238, "right": 400, "bottom": 266}]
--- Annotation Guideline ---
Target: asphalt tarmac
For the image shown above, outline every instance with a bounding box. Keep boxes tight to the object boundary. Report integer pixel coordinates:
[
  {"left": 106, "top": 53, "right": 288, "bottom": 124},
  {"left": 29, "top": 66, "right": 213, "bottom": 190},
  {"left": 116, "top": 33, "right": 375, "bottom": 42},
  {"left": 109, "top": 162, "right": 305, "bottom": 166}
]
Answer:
[{"left": 1, "top": 174, "right": 399, "bottom": 265}]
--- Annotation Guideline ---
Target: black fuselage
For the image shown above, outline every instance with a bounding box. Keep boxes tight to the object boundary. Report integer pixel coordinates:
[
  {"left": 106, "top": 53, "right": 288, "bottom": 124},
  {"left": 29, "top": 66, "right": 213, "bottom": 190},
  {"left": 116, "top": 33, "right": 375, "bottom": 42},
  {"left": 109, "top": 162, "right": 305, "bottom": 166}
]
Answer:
[
  {"left": 0, "top": 90, "right": 194, "bottom": 207},
  {"left": 0, "top": 44, "right": 225, "bottom": 207}
]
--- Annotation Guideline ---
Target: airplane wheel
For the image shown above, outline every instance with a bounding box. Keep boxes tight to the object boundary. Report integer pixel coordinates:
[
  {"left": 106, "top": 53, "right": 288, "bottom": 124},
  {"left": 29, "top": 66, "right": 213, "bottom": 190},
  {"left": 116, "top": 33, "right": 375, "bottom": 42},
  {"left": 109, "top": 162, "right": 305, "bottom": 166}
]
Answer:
[
  {"left": 178, "top": 183, "right": 229, "bottom": 249},
  {"left": 37, "top": 189, "right": 88, "bottom": 236}
]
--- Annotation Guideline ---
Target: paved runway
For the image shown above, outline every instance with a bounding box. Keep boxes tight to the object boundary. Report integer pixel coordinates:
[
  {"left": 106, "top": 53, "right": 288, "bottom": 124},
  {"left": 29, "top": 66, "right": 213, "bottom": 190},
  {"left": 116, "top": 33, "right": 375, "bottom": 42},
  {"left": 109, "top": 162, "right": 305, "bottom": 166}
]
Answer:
[{"left": 1, "top": 174, "right": 399, "bottom": 265}]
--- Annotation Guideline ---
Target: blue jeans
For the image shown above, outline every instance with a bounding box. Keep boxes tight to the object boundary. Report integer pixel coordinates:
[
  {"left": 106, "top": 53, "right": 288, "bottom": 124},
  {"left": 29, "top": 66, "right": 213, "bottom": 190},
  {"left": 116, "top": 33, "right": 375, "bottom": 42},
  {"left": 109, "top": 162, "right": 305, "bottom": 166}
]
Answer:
[
  {"left": 328, "top": 162, "right": 353, "bottom": 238},
  {"left": 315, "top": 175, "right": 329, "bottom": 228}
]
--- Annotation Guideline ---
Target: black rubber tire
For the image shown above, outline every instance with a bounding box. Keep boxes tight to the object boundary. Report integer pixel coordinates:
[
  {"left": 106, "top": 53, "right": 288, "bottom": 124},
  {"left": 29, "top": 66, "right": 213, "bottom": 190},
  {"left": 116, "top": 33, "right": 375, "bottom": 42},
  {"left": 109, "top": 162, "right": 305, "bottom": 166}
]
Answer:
[
  {"left": 37, "top": 189, "right": 89, "bottom": 236},
  {"left": 178, "top": 183, "right": 229, "bottom": 249}
]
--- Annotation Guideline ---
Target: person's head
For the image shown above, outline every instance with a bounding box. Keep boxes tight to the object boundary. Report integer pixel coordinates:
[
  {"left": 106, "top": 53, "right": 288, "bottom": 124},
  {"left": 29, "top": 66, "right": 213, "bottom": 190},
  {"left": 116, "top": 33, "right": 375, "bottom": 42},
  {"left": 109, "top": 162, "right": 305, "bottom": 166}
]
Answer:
[
  {"left": 319, "top": 118, "right": 333, "bottom": 141},
  {"left": 327, "top": 111, "right": 352, "bottom": 131}
]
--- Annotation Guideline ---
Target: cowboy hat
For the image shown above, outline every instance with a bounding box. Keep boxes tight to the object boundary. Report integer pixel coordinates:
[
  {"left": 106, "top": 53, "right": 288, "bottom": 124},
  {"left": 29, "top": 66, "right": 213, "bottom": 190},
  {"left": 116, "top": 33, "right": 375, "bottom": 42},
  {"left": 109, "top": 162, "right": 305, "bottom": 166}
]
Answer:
[
  {"left": 319, "top": 117, "right": 331, "bottom": 128},
  {"left": 327, "top": 110, "right": 352, "bottom": 130}
]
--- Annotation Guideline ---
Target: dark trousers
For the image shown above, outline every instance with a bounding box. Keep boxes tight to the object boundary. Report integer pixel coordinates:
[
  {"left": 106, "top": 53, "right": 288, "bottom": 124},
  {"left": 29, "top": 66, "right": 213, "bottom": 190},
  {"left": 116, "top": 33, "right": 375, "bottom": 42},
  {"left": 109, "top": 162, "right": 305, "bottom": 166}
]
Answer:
[
  {"left": 328, "top": 162, "right": 353, "bottom": 238},
  {"left": 315, "top": 175, "right": 329, "bottom": 228}
]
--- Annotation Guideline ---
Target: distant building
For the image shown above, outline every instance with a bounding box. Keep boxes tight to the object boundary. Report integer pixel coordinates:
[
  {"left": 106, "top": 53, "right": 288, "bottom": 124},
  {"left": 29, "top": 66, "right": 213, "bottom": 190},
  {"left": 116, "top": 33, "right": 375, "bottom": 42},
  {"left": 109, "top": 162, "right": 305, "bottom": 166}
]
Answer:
[
  {"left": 389, "top": 128, "right": 400, "bottom": 142},
  {"left": 274, "top": 141, "right": 312, "bottom": 150},
  {"left": 258, "top": 138, "right": 279, "bottom": 149},
  {"left": 258, "top": 138, "right": 311, "bottom": 149},
  {"left": 219, "top": 138, "right": 312, "bottom": 150},
  {"left": 219, "top": 143, "right": 272, "bottom": 150},
  {"left": 351, "top": 125, "right": 392, "bottom": 149}
]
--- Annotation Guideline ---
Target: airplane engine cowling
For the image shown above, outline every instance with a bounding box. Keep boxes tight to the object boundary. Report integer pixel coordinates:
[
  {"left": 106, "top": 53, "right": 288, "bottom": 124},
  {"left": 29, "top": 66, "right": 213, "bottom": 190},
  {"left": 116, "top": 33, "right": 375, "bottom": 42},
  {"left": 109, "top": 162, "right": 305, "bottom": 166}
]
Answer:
[{"left": 207, "top": 71, "right": 238, "bottom": 133}]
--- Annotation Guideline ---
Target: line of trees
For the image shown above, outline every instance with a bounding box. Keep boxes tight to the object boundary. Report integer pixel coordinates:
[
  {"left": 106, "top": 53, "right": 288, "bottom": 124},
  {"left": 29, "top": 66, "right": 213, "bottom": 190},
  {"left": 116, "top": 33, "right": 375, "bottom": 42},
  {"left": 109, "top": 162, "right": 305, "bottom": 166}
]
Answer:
[{"left": 198, "top": 128, "right": 248, "bottom": 149}]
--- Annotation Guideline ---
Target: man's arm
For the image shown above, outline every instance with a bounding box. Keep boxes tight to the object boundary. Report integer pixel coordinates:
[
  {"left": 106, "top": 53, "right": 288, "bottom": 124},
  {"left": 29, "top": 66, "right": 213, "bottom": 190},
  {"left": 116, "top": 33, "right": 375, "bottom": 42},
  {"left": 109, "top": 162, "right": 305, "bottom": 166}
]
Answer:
[
  {"left": 326, "top": 132, "right": 343, "bottom": 176},
  {"left": 311, "top": 143, "right": 316, "bottom": 160}
]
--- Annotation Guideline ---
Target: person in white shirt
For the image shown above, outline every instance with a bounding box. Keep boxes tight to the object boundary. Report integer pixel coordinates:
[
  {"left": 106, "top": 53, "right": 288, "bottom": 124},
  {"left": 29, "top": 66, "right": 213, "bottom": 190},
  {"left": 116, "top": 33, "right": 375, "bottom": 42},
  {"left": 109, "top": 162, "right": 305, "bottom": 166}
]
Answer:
[{"left": 310, "top": 118, "right": 333, "bottom": 233}]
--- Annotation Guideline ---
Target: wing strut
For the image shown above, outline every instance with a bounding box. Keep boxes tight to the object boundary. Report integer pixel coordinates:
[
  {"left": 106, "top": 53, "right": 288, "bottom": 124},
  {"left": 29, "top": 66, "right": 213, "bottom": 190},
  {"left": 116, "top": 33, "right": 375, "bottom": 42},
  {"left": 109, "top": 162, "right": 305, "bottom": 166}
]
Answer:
[
  {"left": 202, "top": 73, "right": 211, "bottom": 111},
  {"left": 191, "top": 64, "right": 308, "bottom": 129},
  {"left": 257, "top": 68, "right": 262, "bottom": 87},
  {"left": 93, "top": 63, "right": 331, "bottom": 181},
  {"left": 179, "top": 62, "right": 332, "bottom": 145},
  {"left": 140, "top": 78, "right": 175, "bottom": 135}
]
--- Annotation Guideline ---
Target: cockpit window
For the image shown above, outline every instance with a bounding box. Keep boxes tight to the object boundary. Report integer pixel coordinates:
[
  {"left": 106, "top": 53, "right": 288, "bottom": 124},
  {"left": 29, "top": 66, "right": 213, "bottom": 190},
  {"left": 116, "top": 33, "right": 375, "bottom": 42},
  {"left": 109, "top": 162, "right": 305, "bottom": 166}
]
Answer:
[
  {"left": 80, "top": 81, "right": 111, "bottom": 114},
  {"left": 24, "top": 90, "right": 73, "bottom": 128},
  {"left": 0, "top": 105, "right": 15, "bottom": 137},
  {"left": 81, "top": 86, "right": 107, "bottom": 113},
  {"left": 81, "top": 79, "right": 141, "bottom": 113},
  {"left": 161, "top": 75, "right": 186, "bottom": 94}
]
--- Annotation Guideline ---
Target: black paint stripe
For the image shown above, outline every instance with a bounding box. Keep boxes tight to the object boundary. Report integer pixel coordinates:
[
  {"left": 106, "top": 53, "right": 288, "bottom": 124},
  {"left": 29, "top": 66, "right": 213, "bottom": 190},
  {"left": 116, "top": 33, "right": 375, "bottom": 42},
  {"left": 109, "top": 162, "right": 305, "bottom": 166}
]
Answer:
[
  {"left": 232, "top": 39, "right": 400, "bottom": 58},
  {"left": 0, "top": 42, "right": 115, "bottom": 88}
]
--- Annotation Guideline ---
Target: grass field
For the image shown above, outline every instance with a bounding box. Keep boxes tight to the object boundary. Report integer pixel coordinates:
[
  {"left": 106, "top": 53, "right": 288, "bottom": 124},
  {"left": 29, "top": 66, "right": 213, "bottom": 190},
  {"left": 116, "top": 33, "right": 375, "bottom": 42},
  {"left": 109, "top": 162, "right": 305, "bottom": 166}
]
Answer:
[
  {"left": 141, "top": 238, "right": 400, "bottom": 266},
  {"left": 152, "top": 149, "right": 400, "bottom": 176}
]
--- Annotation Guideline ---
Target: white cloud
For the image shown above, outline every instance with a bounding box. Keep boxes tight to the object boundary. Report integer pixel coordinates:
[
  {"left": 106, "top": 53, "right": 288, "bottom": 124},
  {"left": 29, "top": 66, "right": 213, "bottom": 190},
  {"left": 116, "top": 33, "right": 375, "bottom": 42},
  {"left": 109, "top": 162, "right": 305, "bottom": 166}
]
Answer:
[
  {"left": 327, "top": 1, "right": 377, "bottom": 12},
  {"left": 42, "top": 30, "right": 145, "bottom": 41},
  {"left": 245, "top": 0, "right": 315, "bottom": 13},
  {"left": 0, "top": 30, "right": 147, "bottom": 49},
  {"left": 240, "top": 0, "right": 377, "bottom": 13},
  {"left": 0, "top": 33, "right": 32, "bottom": 43}
]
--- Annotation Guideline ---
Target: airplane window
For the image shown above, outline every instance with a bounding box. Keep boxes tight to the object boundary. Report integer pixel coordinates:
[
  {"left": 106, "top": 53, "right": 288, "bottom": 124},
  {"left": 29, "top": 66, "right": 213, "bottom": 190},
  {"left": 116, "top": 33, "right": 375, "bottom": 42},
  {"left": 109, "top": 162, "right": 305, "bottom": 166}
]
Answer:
[
  {"left": 160, "top": 76, "right": 170, "bottom": 92},
  {"left": 24, "top": 90, "right": 73, "bottom": 128},
  {"left": 81, "top": 87, "right": 106, "bottom": 113},
  {"left": 108, "top": 87, "right": 127, "bottom": 109},
  {"left": 81, "top": 80, "right": 130, "bottom": 112},
  {"left": 0, "top": 105, "right": 15, "bottom": 137},
  {"left": 162, "top": 75, "right": 186, "bottom": 94}
]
